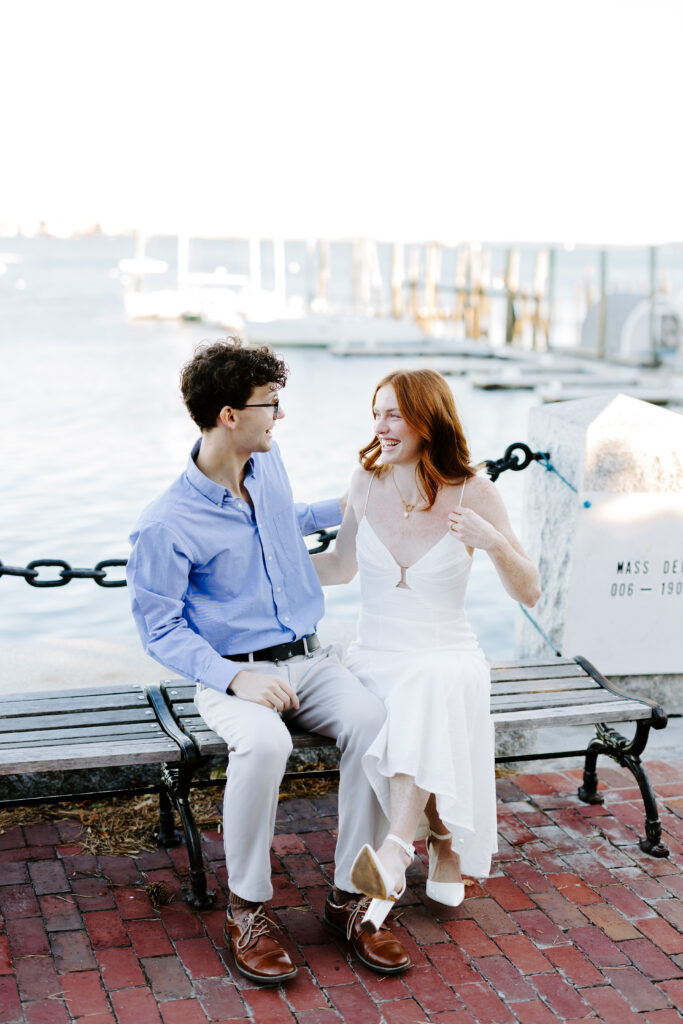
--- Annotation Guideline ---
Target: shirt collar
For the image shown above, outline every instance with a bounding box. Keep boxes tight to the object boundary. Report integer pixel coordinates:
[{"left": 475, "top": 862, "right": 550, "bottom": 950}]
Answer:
[{"left": 185, "top": 439, "right": 256, "bottom": 505}]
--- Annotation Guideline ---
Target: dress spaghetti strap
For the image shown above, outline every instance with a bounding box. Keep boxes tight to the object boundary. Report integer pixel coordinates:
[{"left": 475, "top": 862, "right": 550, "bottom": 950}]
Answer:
[
  {"left": 459, "top": 477, "right": 467, "bottom": 503},
  {"left": 361, "top": 470, "right": 377, "bottom": 520}
]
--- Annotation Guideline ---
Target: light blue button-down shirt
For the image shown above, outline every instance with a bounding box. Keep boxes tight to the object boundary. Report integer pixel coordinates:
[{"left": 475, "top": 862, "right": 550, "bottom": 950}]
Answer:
[{"left": 127, "top": 439, "right": 341, "bottom": 693}]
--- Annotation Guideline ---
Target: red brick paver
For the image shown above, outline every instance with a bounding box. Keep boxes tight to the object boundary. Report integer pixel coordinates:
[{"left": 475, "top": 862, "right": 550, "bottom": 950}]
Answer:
[{"left": 1, "top": 759, "right": 683, "bottom": 1022}]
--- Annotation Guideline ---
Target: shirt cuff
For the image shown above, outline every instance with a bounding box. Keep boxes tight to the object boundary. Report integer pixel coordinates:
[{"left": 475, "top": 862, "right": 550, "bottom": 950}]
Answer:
[
  {"left": 221, "top": 660, "right": 243, "bottom": 691},
  {"left": 194, "top": 654, "right": 240, "bottom": 694},
  {"left": 310, "top": 498, "right": 343, "bottom": 531}
]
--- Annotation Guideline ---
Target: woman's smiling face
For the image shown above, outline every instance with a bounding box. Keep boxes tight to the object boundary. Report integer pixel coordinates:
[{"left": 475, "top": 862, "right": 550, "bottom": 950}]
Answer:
[{"left": 373, "top": 384, "right": 422, "bottom": 465}]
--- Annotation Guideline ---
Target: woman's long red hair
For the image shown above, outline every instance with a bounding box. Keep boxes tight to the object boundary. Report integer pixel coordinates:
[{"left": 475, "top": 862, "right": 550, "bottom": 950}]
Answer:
[{"left": 359, "top": 369, "right": 474, "bottom": 510}]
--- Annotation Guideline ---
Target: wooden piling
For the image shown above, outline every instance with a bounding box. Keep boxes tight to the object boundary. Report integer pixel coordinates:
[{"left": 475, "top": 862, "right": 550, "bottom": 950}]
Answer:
[
  {"left": 532, "top": 249, "right": 549, "bottom": 350},
  {"left": 596, "top": 249, "right": 607, "bottom": 358},
  {"left": 316, "top": 238, "right": 330, "bottom": 310},
  {"left": 408, "top": 245, "right": 421, "bottom": 319},
  {"left": 649, "top": 245, "right": 658, "bottom": 365},
  {"left": 546, "top": 248, "right": 556, "bottom": 349},
  {"left": 453, "top": 246, "right": 468, "bottom": 325},
  {"left": 505, "top": 249, "right": 520, "bottom": 344},
  {"left": 391, "top": 243, "right": 404, "bottom": 318}
]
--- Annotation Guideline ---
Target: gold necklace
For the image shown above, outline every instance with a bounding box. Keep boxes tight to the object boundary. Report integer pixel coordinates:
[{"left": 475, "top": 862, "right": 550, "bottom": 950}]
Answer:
[{"left": 391, "top": 470, "right": 422, "bottom": 518}]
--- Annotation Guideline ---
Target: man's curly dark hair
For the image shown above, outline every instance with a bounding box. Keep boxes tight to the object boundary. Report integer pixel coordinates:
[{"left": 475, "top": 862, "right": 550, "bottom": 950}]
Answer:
[{"left": 180, "top": 337, "right": 289, "bottom": 430}]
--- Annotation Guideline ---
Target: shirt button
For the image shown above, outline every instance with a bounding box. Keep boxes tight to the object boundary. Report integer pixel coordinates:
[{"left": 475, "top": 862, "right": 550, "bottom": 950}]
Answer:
[
  {"left": 267, "top": 555, "right": 273, "bottom": 561},
  {"left": 284, "top": 616, "right": 290, "bottom": 622},
  {"left": 276, "top": 587, "right": 281, "bottom": 592}
]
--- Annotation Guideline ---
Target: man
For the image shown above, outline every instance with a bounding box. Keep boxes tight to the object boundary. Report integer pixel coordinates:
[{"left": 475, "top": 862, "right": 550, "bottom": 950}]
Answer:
[{"left": 127, "top": 338, "right": 410, "bottom": 983}]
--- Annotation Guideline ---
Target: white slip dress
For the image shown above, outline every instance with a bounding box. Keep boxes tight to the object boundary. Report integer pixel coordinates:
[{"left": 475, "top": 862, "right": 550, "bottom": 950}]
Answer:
[{"left": 344, "top": 475, "right": 498, "bottom": 878}]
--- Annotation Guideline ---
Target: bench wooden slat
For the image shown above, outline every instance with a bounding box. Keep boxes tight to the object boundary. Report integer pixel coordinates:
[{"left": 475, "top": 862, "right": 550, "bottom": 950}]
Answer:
[
  {"left": 183, "top": 732, "right": 228, "bottom": 755},
  {"left": 0, "top": 708, "right": 157, "bottom": 734},
  {"left": 0, "top": 693, "right": 152, "bottom": 719},
  {"left": 490, "top": 657, "right": 577, "bottom": 670},
  {"left": 0, "top": 684, "right": 147, "bottom": 706},
  {"left": 491, "top": 677, "right": 598, "bottom": 695},
  {"left": 490, "top": 664, "right": 587, "bottom": 682},
  {"left": 0, "top": 724, "right": 166, "bottom": 746},
  {"left": 162, "top": 683, "right": 195, "bottom": 698},
  {"left": 0, "top": 739, "right": 181, "bottom": 773},
  {"left": 490, "top": 689, "right": 627, "bottom": 711},
  {"left": 171, "top": 711, "right": 204, "bottom": 724},
  {"left": 493, "top": 700, "right": 651, "bottom": 729}
]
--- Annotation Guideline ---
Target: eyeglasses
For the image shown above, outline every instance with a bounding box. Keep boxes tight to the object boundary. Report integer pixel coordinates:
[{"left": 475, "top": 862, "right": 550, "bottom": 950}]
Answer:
[{"left": 241, "top": 398, "right": 280, "bottom": 419}]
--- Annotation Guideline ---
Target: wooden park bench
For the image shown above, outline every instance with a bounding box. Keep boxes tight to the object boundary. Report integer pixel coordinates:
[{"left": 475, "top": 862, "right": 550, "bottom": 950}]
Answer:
[
  {"left": 0, "top": 656, "right": 669, "bottom": 911},
  {"left": 151, "top": 654, "right": 669, "bottom": 905},
  {"left": 0, "top": 684, "right": 209, "bottom": 905}
]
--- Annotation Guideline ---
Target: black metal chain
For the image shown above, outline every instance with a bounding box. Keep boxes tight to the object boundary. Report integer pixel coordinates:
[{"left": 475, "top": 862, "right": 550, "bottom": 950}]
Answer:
[
  {"left": 475, "top": 442, "right": 549, "bottom": 483},
  {"left": 0, "top": 442, "right": 547, "bottom": 585},
  {"left": 0, "top": 559, "right": 128, "bottom": 588},
  {"left": 306, "top": 530, "right": 338, "bottom": 555}
]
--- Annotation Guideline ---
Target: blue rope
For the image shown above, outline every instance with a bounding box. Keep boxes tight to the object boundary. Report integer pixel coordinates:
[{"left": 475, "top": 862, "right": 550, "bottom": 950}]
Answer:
[
  {"left": 538, "top": 454, "right": 591, "bottom": 509},
  {"left": 518, "top": 603, "right": 563, "bottom": 657}
]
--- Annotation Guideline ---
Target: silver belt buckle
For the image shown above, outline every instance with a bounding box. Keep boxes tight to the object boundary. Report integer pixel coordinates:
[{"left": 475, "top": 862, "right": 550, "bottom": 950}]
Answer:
[{"left": 303, "top": 635, "right": 314, "bottom": 659}]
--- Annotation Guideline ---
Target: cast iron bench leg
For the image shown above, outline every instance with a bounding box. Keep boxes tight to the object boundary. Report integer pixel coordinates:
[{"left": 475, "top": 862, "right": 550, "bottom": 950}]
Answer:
[
  {"left": 578, "top": 721, "right": 669, "bottom": 858},
  {"left": 159, "top": 763, "right": 216, "bottom": 908},
  {"left": 156, "top": 788, "right": 182, "bottom": 846}
]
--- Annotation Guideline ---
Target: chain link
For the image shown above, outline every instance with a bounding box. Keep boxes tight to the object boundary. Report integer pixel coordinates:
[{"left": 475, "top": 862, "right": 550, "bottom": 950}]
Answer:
[
  {"left": 93, "top": 559, "right": 128, "bottom": 588},
  {"left": 0, "top": 563, "right": 39, "bottom": 581},
  {"left": 475, "top": 442, "right": 549, "bottom": 483},
  {"left": 307, "top": 529, "right": 337, "bottom": 555},
  {"left": 0, "top": 559, "right": 127, "bottom": 588}
]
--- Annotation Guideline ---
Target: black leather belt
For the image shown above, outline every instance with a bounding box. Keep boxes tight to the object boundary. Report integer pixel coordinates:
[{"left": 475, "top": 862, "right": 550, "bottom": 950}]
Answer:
[{"left": 225, "top": 633, "right": 321, "bottom": 663}]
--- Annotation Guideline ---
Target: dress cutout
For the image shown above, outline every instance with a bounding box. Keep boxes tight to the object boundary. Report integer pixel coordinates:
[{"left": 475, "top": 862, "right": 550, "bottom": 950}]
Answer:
[{"left": 345, "top": 476, "right": 497, "bottom": 878}]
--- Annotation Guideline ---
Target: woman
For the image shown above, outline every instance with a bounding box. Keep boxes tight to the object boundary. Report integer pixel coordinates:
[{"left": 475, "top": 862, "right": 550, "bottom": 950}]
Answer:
[{"left": 313, "top": 369, "right": 540, "bottom": 932}]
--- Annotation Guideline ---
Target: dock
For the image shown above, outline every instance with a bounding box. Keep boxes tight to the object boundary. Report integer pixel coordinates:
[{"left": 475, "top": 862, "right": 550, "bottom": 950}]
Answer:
[
  {"left": 539, "top": 384, "right": 683, "bottom": 406},
  {"left": 471, "top": 372, "right": 642, "bottom": 392}
]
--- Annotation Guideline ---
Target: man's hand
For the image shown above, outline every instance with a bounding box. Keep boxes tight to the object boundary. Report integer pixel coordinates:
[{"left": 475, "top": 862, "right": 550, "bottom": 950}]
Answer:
[{"left": 229, "top": 670, "right": 300, "bottom": 711}]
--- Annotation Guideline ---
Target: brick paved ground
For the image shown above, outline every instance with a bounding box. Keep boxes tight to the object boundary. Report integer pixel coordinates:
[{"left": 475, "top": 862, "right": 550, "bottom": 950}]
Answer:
[{"left": 1, "top": 759, "right": 682, "bottom": 1023}]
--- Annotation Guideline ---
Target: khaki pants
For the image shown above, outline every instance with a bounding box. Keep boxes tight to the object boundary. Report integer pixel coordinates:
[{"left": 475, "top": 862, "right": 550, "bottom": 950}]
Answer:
[{"left": 194, "top": 644, "right": 387, "bottom": 902}]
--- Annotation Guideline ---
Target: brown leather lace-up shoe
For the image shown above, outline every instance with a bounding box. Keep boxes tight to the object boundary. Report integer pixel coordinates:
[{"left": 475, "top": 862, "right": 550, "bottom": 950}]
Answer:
[
  {"left": 224, "top": 905, "right": 297, "bottom": 984},
  {"left": 324, "top": 892, "right": 411, "bottom": 973}
]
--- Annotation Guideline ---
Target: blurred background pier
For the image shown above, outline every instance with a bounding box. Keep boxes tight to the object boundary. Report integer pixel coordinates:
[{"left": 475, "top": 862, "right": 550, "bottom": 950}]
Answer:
[{"left": 104, "top": 233, "right": 682, "bottom": 368}]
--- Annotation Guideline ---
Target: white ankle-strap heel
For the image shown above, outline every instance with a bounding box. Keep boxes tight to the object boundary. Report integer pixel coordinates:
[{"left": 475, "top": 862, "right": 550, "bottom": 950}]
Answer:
[
  {"left": 385, "top": 833, "right": 416, "bottom": 860},
  {"left": 425, "top": 828, "right": 465, "bottom": 907},
  {"left": 350, "top": 833, "right": 415, "bottom": 934},
  {"left": 361, "top": 897, "right": 394, "bottom": 933}
]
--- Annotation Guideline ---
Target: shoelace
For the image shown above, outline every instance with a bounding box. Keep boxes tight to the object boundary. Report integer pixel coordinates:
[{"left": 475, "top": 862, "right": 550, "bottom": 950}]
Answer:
[
  {"left": 235, "top": 905, "right": 280, "bottom": 952},
  {"left": 344, "top": 895, "right": 372, "bottom": 940}
]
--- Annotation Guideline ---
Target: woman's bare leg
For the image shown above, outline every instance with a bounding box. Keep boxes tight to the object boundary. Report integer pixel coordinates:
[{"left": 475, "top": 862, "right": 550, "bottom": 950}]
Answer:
[
  {"left": 374, "top": 773, "right": 429, "bottom": 892},
  {"left": 423, "top": 794, "right": 463, "bottom": 883}
]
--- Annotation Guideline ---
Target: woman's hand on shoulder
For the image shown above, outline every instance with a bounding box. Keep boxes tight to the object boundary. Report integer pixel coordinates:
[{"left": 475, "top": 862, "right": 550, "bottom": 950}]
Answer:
[
  {"left": 447, "top": 476, "right": 504, "bottom": 552},
  {"left": 448, "top": 504, "right": 501, "bottom": 552},
  {"left": 449, "top": 474, "right": 540, "bottom": 606}
]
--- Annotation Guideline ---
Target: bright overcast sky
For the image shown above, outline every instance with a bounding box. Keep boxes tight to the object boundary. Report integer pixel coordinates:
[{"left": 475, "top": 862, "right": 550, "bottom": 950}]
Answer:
[{"left": 1, "top": 0, "right": 681, "bottom": 244}]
